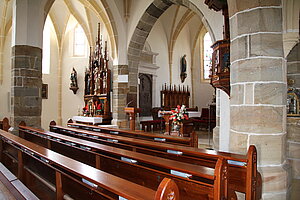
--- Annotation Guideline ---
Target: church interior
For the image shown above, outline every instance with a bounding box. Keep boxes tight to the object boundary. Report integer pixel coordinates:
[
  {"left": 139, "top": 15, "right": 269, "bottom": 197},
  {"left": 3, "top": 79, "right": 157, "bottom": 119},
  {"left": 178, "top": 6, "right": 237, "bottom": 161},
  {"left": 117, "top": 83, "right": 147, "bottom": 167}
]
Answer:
[{"left": 0, "top": 0, "right": 299, "bottom": 199}]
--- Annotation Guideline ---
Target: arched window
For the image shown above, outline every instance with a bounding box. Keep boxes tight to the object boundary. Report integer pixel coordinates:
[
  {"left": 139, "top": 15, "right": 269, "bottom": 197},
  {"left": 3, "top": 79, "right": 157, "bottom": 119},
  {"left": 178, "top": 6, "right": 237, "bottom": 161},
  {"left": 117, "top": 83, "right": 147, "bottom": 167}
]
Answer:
[
  {"left": 73, "top": 24, "right": 86, "bottom": 56},
  {"left": 203, "top": 32, "right": 213, "bottom": 80}
]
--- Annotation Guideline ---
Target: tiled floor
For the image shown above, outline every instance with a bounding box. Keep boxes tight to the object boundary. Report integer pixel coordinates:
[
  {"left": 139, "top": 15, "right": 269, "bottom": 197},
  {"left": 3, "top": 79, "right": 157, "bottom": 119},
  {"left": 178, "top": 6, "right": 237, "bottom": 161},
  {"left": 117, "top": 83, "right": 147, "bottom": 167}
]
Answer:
[
  {"left": 197, "top": 130, "right": 214, "bottom": 149},
  {"left": 0, "top": 180, "right": 15, "bottom": 200}
]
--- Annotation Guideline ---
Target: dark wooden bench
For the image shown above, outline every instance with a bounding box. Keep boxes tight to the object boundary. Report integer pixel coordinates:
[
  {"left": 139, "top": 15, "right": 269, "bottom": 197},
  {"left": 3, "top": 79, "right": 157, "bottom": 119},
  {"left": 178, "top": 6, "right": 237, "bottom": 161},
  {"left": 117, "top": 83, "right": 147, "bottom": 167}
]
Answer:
[
  {"left": 20, "top": 125, "right": 228, "bottom": 200},
  {"left": 0, "top": 117, "right": 10, "bottom": 132},
  {"left": 50, "top": 123, "right": 262, "bottom": 200},
  {"left": 140, "top": 119, "right": 164, "bottom": 132},
  {"left": 0, "top": 129, "right": 180, "bottom": 200},
  {"left": 66, "top": 120, "right": 198, "bottom": 147}
]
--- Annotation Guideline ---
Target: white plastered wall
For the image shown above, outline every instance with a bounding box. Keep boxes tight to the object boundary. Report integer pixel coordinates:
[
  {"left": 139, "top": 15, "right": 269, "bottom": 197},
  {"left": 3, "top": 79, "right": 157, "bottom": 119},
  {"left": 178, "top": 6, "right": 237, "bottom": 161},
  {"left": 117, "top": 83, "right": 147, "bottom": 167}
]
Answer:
[
  {"left": 41, "top": 24, "right": 59, "bottom": 130},
  {"left": 192, "top": 34, "right": 215, "bottom": 110},
  {"left": 0, "top": 30, "right": 12, "bottom": 119},
  {"left": 60, "top": 28, "right": 89, "bottom": 127},
  {"left": 146, "top": 19, "right": 169, "bottom": 107}
]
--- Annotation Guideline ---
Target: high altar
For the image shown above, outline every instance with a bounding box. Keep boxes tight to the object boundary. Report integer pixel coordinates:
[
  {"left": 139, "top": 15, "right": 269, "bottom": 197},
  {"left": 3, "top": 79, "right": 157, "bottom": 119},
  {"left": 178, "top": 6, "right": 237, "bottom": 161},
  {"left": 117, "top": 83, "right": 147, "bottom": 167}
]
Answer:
[{"left": 81, "top": 23, "right": 112, "bottom": 124}]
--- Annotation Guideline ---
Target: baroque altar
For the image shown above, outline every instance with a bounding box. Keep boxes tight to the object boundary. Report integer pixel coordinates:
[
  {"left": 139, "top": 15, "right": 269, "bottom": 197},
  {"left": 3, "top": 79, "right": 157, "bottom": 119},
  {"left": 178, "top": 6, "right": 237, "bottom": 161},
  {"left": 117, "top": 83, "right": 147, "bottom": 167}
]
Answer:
[{"left": 83, "top": 23, "right": 112, "bottom": 124}]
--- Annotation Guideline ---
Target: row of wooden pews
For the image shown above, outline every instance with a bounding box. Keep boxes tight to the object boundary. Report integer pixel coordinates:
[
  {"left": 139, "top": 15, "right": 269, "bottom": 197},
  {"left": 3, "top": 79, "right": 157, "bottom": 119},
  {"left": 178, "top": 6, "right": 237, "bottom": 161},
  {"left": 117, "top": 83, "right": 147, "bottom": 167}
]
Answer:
[
  {"left": 67, "top": 120, "right": 198, "bottom": 147},
  {"left": 0, "top": 129, "right": 180, "bottom": 200},
  {"left": 19, "top": 124, "right": 228, "bottom": 199},
  {"left": 49, "top": 122, "right": 262, "bottom": 200}
]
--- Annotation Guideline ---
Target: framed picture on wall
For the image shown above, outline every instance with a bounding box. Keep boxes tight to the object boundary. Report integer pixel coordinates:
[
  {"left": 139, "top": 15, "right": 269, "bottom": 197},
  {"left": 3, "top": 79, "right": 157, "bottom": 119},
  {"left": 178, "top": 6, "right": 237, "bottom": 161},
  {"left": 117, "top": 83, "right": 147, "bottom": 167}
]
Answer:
[{"left": 42, "top": 84, "right": 48, "bottom": 99}]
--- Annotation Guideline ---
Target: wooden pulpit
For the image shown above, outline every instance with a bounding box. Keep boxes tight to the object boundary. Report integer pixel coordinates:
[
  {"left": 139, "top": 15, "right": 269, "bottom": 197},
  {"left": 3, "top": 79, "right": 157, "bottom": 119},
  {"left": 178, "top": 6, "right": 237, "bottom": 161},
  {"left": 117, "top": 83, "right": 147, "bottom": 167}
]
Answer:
[{"left": 125, "top": 107, "right": 141, "bottom": 131}]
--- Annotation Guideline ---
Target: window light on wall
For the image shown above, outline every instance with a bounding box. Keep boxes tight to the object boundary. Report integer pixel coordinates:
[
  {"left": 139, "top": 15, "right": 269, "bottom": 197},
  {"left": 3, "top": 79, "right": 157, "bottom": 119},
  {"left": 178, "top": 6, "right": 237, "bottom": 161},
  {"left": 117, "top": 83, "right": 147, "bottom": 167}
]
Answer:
[
  {"left": 73, "top": 24, "right": 86, "bottom": 56},
  {"left": 42, "top": 18, "right": 51, "bottom": 74},
  {"left": 203, "top": 32, "right": 213, "bottom": 80}
]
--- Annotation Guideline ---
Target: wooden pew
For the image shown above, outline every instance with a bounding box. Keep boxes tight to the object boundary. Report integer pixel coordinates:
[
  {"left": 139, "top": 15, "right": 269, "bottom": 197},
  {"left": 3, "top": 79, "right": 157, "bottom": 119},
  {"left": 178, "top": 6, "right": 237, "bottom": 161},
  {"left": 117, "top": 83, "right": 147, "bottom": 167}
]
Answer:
[
  {"left": 66, "top": 120, "right": 198, "bottom": 147},
  {"left": 140, "top": 119, "right": 164, "bottom": 132},
  {"left": 0, "top": 117, "right": 10, "bottom": 132},
  {"left": 19, "top": 125, "right": 229, "bottom": 200},
  {"left": 50, "top": 122, "right": 262, "bottom": 200},
  {"left": 0, "top": 129, "right": 179, "bottom": 200}
]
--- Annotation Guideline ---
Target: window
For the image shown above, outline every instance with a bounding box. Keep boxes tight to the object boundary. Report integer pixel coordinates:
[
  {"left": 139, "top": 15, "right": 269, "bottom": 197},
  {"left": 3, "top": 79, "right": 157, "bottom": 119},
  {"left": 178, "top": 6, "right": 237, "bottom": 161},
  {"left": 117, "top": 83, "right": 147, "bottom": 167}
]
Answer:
[
  {"left": 202, "top": 32, "right": 213, "bottom": 81},
  {"left": 42, "top": 18, "right": 51, "bottom": 74},
  {"left": 73, "top": 24, "right": 86, "bottom": 56}
]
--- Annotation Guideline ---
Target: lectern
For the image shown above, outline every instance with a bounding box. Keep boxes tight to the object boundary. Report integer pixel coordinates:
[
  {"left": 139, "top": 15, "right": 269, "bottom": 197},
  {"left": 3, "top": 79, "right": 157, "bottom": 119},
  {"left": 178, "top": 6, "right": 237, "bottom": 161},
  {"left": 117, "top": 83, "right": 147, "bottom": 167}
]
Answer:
[
  {"left": 159, "top": 111, "right": 172, "bottom": 135},
  {"left": 125, "top": 107, "right": 141, "bottom": 130}
]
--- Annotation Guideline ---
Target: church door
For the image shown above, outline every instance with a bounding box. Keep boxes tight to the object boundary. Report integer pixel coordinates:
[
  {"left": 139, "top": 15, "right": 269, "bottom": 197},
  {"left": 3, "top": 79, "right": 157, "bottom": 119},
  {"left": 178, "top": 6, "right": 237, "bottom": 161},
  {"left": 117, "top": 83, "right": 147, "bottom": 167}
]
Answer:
[{"left": 139, "top": 73, "right": 152, "bottom": 116}]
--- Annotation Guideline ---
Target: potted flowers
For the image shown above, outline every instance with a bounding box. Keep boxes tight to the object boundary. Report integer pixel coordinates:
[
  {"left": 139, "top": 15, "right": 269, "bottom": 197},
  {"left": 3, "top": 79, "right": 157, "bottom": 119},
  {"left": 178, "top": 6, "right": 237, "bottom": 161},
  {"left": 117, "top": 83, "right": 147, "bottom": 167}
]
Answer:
[{"left": 169, "top": 105, "right": 189, "bottom": 136}]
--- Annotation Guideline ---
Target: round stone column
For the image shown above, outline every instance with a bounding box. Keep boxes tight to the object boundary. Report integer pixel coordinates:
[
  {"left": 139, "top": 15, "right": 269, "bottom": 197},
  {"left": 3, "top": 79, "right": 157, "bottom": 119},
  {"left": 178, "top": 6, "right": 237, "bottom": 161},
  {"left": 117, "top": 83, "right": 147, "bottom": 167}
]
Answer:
[
  {"left": 11, "top": 0, "right": 47, "bottom": 130},
  {"left": 228, "top": 0, "right": 288, "bottom": 199}
]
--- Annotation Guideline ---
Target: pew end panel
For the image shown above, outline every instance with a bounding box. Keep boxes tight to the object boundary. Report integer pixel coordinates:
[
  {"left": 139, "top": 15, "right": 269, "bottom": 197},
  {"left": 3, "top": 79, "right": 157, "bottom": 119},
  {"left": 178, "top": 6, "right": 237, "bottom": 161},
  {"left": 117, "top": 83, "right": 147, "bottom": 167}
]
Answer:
[
  {"left": 246, "top": 145, "right": 262, "bottom": 200},
  {"left": 1, "top": 118, "right": 10, "bottom": 132},
  {"left": 155, "top": 178, "right": 179, "bottom": 200},
  {"left": 214, "top": 158, "right": 228, "bottom": 200},
  {"left": 50, "top": 120, "right": 57, "bottom": 126}
]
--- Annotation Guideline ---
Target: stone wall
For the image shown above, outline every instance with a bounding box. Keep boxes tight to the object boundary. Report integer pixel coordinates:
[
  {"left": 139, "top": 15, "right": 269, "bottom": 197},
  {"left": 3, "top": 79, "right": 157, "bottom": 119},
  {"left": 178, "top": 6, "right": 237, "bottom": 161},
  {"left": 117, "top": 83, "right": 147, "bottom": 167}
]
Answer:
[{"left": 11, "top": 45, "right": 42, "bottom": 131}]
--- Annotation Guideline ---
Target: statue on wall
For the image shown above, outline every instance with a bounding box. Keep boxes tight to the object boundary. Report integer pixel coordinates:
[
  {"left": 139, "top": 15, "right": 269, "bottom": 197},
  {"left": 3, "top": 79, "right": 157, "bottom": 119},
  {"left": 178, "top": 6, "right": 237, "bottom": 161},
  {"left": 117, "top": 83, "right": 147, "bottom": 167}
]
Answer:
[
  {"left": 180, "top": 54, "right": 187, "bottom": 83},
  {"left": 84, "top": 67, "right": 91, "bottom": 95},
  {"left": 69, "top": 67, "right": 79, "bottom": 94}
]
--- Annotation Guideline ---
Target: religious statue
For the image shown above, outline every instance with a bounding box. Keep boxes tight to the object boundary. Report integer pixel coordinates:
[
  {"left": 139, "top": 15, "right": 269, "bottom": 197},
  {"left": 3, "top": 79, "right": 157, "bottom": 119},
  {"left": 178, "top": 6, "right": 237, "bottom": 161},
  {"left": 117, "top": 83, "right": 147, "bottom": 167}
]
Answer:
[
  {"left": 180, "top": 55, "right": 187, "bottom": 83},
  {"left": 69, "top": 67, "right": 79, "bottom": 94},
  {"left": 70, "top": 67, "right": 78, "bottom": 87},
  {"left": 94, "top": 67, "right": 101, "bottom": 95},
  {"left": 84, "top": 67, "right": 91, "bottom": 95}
]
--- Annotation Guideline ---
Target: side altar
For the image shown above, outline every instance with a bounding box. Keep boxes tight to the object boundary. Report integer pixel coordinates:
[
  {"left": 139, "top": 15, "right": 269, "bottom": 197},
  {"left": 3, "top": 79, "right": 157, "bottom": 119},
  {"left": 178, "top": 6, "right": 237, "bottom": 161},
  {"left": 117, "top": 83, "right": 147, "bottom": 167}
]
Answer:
[{"left": 82, "top": 23, "right": 112, "bottom": 124}]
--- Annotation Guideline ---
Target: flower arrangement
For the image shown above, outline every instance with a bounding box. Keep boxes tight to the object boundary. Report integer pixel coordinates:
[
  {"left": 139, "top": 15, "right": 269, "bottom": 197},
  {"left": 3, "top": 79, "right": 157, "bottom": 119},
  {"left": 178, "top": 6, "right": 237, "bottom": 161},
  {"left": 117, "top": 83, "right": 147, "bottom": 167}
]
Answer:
[{"left": 169, "top": 105, "right": 189, "bottom": 125}]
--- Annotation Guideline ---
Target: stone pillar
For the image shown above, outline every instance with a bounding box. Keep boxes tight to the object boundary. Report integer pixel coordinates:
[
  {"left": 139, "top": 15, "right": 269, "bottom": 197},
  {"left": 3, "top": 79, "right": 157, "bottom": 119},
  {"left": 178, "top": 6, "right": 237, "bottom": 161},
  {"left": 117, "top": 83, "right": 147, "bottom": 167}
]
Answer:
[
  {"left": 11, "top": 46, "right": 42, "bottom": 129},
  {"left": 112, "top": 65, "right": 129, "bottom": 128},
  {"left": 286, "top": 42, "right": 300, "bottom": 199},
  {"left": 10, "top": 0, "right": 46, "bottom": 131},
  {"left": 228, "top": 0, "right": 288, "bottom": 199}
]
